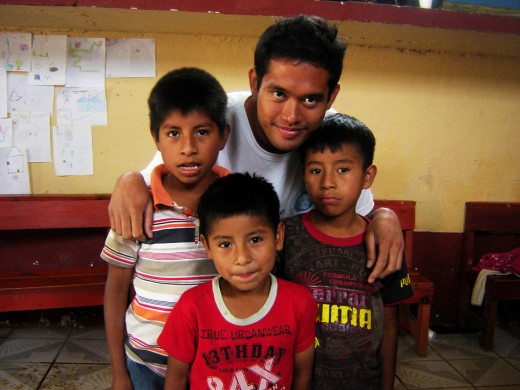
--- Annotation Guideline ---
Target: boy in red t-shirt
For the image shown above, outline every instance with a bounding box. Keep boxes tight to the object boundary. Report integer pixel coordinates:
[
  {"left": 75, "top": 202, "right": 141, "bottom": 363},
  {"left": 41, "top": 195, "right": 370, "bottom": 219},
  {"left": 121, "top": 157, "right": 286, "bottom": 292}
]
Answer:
[{"left": 158, "top": 173, "right": 317, "bottom": 389}]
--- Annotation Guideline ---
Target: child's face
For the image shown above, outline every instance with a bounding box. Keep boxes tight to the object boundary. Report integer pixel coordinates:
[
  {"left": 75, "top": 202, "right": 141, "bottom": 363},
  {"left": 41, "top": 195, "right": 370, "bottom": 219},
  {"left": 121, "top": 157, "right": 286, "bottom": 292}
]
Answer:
[
  {"left": 154, "top": 110, "right": 228, "bottom": 188},
  {"left": 201, "top": 215, "right": 284, "bottom": 295},
  {"left": 303, "top": 144, "right": 376, "bottom": 219}
]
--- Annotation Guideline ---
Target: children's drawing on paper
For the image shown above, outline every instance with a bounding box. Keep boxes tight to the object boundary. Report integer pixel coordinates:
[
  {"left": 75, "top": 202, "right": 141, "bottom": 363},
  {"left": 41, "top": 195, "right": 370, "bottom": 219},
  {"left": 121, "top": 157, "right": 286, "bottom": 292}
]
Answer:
[
  {"left": 106, "top": 38, "right": 156, "bottom": 78},
  {"left": 53, "top": 125, "right": 93, "bottom": 176},
  {"left": 0, "top": 33, "right": 32, "bottom": 72},
  {"left": 56, "top": 87, "right": 107, "bottom": 126},
  {"left": 66, "top": 37, "right": 106, "bottom": 87},
  {"left": 11, "top": 111, "right": 51, "bottom": 162},
  {"left": 7, "top": 73, "right": 54, "bottom": 114},
  {"left": 0, "top": 70, "right": 7, "bottom": 118},
  {"left": 30, "top": 35, "right": 67, "bottom": 86},
  {"left": 0, "top": 146, "right": 31, "bottom": 194},
  {"left": 0, "top": 118, "right": 13, "bottom": 147}
]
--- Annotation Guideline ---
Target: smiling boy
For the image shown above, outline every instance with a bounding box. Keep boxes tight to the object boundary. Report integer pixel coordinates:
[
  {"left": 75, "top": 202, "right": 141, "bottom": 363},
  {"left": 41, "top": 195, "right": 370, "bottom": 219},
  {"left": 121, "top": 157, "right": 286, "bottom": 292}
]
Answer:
[{"left": 158, "top": 173, "right": 317, "bottom": 389}]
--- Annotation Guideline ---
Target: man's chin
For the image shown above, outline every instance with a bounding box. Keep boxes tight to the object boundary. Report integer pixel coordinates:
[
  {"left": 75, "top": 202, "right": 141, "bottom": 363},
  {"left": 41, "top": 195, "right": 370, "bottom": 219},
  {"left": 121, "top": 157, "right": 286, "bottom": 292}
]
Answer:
[{"left": 269, "top": 137, "right": 306, "bottom": 153}]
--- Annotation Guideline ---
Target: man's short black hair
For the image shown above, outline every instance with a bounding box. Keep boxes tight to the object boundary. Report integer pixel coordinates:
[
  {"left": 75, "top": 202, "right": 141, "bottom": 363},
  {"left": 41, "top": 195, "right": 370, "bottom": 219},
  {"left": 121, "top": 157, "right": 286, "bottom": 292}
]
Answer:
[
  {"left": 198, "top": 173, "right": 280, "bottom": 241},
  {"left": 254, "top": 15, "right": 347, "bottom": 100},
  {"left": 148, "top": 67, "right": 227, "bottom": 140}
]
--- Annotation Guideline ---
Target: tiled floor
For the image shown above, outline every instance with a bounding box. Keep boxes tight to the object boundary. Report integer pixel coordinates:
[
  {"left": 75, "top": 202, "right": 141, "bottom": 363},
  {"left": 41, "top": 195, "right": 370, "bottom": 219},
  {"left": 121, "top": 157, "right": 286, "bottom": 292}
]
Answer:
[
  {"left": 0, "top": 308, "right": 519, "bottom": 389},
  {"left": 395, "top": 326, "right": 520, "bottom": 389}
]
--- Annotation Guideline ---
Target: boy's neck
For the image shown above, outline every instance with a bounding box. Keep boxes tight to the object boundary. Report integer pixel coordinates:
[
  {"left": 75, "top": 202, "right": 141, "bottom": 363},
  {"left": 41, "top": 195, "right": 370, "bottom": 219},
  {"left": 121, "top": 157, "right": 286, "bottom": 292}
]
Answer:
[
  {"left": 218, "top": 275, "right": 272, "bottom": 319},
  {"left": 309, "top": 209, "right": 367, "bottom": 239},
  {"left": 162, "top": 172, "right": 217, "bottom": 213}
]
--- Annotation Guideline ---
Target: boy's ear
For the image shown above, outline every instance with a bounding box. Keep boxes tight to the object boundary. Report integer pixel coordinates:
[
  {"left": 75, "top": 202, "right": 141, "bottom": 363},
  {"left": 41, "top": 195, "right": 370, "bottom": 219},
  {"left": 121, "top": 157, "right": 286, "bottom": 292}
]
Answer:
[
  {"left": 152, "top": 131, "right": 160, "bottom": 150},
  {"left": 275, "top": 222, "right": 285, "bottom": 251},
  {"left": 201, "top": 235, "right": 211, "bottom": 254},
  {"left": 363, "top": 165, "right": 377, "bottom": 189},
  {"left": 219, "top": 125, "right": 230, "bottom": 151}
]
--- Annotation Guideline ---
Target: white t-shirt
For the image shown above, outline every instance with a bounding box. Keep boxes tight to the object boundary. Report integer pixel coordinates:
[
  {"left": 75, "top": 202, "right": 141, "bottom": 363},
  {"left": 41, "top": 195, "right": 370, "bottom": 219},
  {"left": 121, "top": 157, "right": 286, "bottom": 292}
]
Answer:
[{"left": 141, "top": 91, "right": 374, "bottom": 218}]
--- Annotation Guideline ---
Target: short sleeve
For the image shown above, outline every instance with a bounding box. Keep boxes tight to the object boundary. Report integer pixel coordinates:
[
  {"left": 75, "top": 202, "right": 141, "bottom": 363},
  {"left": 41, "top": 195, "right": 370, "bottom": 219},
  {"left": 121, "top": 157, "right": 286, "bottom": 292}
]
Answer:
[
  {"left": 100, "top": 229, "right": 139, "bottom": 268},
  {"left": 140, "top": 151, "right": 163, "bottom": 186},
  {"left": 355, "top": 189, "right": 374, "bottom": 217},
  {"left": 380, "top": 256, "right": 415, "bottom": 305},
  {"left": 294, "top": 287, "right": 318, "bottom": 353},
  {"left": 157, "top": 292, "right": 198, "bottom": 364}
]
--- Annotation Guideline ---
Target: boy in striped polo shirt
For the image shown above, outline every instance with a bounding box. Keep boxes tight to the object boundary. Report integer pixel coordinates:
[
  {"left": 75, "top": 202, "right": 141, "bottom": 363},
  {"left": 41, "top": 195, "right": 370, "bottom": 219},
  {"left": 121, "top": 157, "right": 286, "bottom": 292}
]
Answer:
[{"left": 101, "top": 67, "right": 230, "bottom": 389}]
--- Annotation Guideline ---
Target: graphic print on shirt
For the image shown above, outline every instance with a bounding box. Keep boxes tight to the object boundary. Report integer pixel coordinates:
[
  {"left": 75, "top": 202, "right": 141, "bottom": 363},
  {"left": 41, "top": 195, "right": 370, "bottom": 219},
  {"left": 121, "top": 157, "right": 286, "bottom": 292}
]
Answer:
[
  {"left": 293, "top": 257, "right": 378, "bottom": 337},
  {"left": 199, "top": 324, "right": 294, "bottom": 389}
]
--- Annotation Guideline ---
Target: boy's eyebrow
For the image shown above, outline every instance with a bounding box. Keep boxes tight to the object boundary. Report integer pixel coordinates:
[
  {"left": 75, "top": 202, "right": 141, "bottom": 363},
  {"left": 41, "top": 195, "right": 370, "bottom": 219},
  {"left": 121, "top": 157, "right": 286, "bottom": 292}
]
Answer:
[
  {"left": 165, "top": 121, "right": 214, "bottom": 129},
  {"left": 193, "top": 122, "right": 214, "bottom": 128},
  {"left": 305, "top": 157, "right": 355, "bottom": 166},
  {"left": 210, "top": 227, "right": 271, "bottom": 240}
]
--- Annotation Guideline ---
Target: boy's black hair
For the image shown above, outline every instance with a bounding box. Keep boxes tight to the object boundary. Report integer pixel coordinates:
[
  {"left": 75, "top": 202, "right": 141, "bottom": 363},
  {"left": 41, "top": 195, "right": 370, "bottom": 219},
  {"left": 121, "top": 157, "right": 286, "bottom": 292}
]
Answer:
[
  {"left": 300, "top": 113, "right": 376, "bottom": 169},
  {"left": 254, "top": 15, "right": 347, "bottom": 100},
  {"left": 198, "top": 173, "right": 280, "bottom": 241},
  {"left": 148, "top": 67, "right": 228, "bottom": 140}
]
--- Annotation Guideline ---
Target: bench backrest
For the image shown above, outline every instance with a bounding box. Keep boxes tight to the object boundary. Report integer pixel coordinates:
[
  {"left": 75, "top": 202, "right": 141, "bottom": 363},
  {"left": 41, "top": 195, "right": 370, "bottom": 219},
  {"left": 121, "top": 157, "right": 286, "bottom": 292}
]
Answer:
[
  {"left": 0, "top": 195, "right": 111, "bottom": 274},
  {"left": 374, "top": 199, "right": 415, "bottom": 269},
  {"left": 463, "top": 202, "right": 520, "bottom": 268},
  {"left": 0, "top": 195, "right": 110, "bottom": 230},
  {"left": 0, "top": 195, "right": 417, "bottom": 273}
]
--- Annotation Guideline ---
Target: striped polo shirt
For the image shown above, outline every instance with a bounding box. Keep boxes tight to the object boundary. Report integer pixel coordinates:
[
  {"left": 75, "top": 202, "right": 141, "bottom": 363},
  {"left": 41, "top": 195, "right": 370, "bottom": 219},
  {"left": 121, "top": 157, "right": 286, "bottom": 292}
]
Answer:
[{"left": 101, "top": 163, "right": 229, "bottom": 377}]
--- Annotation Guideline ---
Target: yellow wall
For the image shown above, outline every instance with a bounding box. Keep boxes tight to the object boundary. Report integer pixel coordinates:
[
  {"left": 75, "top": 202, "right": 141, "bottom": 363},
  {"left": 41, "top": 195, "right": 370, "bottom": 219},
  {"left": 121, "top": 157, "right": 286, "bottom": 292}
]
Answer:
[
  {"left": 1, "top": 6, "right": 519, "bottom": 233},
  {"left": 342, "top": 45, "right": 520, "bottom": 232}
]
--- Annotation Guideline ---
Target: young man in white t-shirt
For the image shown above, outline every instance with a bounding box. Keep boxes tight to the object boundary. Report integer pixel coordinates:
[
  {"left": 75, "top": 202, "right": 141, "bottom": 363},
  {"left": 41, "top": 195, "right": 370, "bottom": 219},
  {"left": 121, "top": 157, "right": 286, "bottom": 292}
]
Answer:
[{"left": 108, "top": 15, "right": 404, "bottom": 283}]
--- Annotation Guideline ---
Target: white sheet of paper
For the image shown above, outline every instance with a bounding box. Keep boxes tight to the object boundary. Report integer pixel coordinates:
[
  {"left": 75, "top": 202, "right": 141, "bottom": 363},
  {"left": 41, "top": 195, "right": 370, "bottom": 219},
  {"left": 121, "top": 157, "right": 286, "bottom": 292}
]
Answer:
[
  {"left": 106, "top": 38, "right": 156, "bottom": 78},
  {"left": 66, "top": 37, "right": 106, "bottom": 87},
  {"left": 30, "top": 35, "right": 67, "bottom": 86},
  {"left": 53, "top": 125, "right": 93, "bottom": 176},
  {"left": 0, "top": 70, "right": 7, "bottom": 118},
  {"left": 0, "top": 118, "right": 13, "bottom": 147},
  {"left": 0, "top": 33, "right": 32, "bottom": 72},
  {"left": 7, "top": 73, "right": 54, "bottom": 115},
  {"left": 0, "top": 145, "right": 31, "bottom": 194},
  {"left": 11, "top": 111, "right": 51, "bottom": 162},
  {"left": 55, "top": 87, "right": 108, "bottom": 126}
]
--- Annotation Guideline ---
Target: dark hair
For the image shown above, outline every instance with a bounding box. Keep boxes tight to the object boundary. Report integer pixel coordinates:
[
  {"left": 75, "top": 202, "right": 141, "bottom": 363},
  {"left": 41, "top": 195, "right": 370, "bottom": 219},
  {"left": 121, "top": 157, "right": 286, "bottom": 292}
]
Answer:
[
  {"left": 148, "top": 67, "right": 228, "bottom": 140},
  {"left": 198, "top": 173, "right": 280, "bottom": 240},
  {"left": 254, "top": 15, "right": 347, "bottom": 100},
  {"left": 300, "top": 113, "right": 376, "bottom": 169}
]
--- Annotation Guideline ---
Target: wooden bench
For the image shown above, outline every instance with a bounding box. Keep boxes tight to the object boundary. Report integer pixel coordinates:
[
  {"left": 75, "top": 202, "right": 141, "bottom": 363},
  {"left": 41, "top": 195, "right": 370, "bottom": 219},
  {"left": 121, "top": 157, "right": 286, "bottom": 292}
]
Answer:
[
  {"left": 0, "top": 195, "right": 111, "bottom": 312},
  {"left": 374, "top": 200, "right": 434, "bottom": 357},
  {"left": 459, "top": 201, "right": 520, "bottom": 350},
  {"left": 0, "top": 195, "right": 432, "bottom": 355}
]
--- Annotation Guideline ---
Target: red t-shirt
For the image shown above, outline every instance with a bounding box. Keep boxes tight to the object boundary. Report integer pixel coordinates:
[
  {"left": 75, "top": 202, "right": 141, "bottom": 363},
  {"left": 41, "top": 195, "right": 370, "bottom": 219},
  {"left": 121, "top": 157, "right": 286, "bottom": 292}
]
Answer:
[{"left": 158, "top": 275, "right": 317, "bottom": 389}]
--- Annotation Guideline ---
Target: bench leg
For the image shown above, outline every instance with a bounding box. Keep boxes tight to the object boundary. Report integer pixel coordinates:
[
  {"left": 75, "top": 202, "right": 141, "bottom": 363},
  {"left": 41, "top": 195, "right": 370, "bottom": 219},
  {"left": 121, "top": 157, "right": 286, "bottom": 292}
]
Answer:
[
  {"left": 399, "top": 302, "right": 431, "bottom": 357},
  {"left": 481, "top": 296, "right": 497, "bottom": 350},
  {"left": 398, "top": 303, "right": 410, "bottom": 337},
  {"left": 416, "top": 302, "right": 431, "bottom": 357}
]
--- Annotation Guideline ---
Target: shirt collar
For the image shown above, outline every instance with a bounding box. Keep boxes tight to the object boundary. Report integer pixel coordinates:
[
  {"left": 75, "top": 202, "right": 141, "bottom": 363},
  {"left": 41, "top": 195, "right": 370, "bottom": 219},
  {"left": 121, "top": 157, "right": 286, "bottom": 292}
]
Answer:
[{"left": 150, "top": 164, "right": 230, "bottom": 213}]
